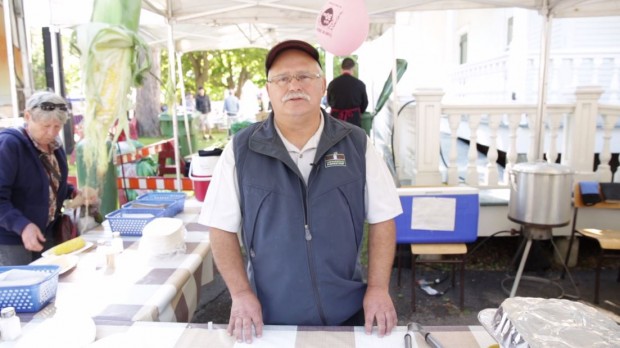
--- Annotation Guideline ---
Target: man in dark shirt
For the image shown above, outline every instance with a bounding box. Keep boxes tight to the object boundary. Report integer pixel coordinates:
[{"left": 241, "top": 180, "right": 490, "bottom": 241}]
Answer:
[
  {"left": 327, "top": 58, "right": 368, "bottom": 127},
  {"left": 195, "top": 87, "right": 212, "bottom": 139}
]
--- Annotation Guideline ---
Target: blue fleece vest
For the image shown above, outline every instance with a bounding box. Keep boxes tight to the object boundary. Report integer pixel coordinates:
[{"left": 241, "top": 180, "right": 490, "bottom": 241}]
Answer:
[{"left": 234, "top": 111, "right": 367, "bottom": 325}]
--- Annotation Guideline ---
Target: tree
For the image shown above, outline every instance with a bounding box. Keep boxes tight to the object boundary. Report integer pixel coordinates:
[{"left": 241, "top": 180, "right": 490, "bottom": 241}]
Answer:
[
  {"left": 186, "top": 51, "right": 209, "bottom": 90},
  {"left": 208, "top": 48, "right": 267, "bottom": 99},
  {"left": 160, "top": 47, "right": 268, "bottom": 103},
  {"left": 135, "top": 47, "right": 162, "bottom": 137}
]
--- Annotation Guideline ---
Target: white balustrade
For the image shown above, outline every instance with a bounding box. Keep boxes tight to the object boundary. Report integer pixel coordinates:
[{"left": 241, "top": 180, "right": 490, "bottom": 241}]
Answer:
[{"left": 399, "top": 87, "right": 619, "bottom": 189}]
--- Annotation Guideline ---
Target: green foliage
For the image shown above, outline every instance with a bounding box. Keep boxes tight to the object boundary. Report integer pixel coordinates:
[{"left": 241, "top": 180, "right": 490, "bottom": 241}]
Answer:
[
  {"left": 160, "top": 47, "right": 268, "bottom": 103},
  {"left": 30, "top": 29, "right": 81, "bottom": 94},
  {"left": 135, "top": 157, "right": 158, "bottom": 176},
  {"left": 231, "top": 121, "right": 253, "bottom": 135},
  {"left": 30, "top": 31, "right": 47, "bottom": 90},
  {"left": 125, "top": 157, "right": 158, "bottom": 200},
  {"left": 330, "top": 55, "right": 360, "bottom": 77}
]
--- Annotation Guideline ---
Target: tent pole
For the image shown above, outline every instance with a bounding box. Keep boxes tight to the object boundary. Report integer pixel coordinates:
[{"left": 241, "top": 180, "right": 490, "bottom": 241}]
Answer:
[
  {"left": 177, "top": 52, "right": 192, "bottom": 154},
  {"left": 15, "top": 1, "right": 33, "bottom": 99},
  {"left": 167, "top": 21, "right": 182, "bottom": 191},
  {"left": 533, "top": 1, "right": 552, "bottom": 162},
  {"left": 50, "top": 26, "right": 62, "bottom": 95},
  {"left": 3, "top": 0, "right": 19, "bottom": 119},
  {"left": 49, "top": 25, "right": 65, "bottom": 146}
]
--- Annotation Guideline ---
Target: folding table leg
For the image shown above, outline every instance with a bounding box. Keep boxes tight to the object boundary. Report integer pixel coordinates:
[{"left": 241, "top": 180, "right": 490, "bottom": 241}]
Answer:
[
  {"left": 459, "top": 256, "right": 465, "bottom": 310},
  {"left": 594, "top": 251, "right": 604, "bottom": 304},
  {"left": 411, "top": 254, "right": 418, "bottom": 312}
]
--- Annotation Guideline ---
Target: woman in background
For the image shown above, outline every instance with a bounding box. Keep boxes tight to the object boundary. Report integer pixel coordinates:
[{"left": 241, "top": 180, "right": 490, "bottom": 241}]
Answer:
[{"left": 0, "top": 91, "right": 76, "bottom": 265}]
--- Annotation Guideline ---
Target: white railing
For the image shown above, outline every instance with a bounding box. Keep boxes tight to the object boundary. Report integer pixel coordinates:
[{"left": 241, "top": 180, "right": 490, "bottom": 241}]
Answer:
[{"left": 395, "top": 87, "right": 620, "bottom": 188}]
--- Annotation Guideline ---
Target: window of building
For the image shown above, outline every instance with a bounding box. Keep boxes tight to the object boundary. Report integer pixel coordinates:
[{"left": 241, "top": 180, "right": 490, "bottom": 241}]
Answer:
[{"left": 459, "top": 33, "right": 468, "bottom": 64}]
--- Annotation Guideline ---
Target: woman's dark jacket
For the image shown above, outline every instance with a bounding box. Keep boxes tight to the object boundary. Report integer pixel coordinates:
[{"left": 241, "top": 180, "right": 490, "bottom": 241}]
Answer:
[{"left": 0, "top": 128, "right": 73, "bottom": 245}]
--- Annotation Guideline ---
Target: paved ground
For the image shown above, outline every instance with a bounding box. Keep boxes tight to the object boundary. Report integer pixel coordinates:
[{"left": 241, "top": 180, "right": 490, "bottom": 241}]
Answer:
[{"left": 191, "top": 236, "right": 620, "bottom": 326}]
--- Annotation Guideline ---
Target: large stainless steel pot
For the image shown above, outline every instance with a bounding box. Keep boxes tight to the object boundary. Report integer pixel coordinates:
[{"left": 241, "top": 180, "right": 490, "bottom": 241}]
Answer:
[{"left": 508, "top": 161, "right": 573, "bottom": 227}]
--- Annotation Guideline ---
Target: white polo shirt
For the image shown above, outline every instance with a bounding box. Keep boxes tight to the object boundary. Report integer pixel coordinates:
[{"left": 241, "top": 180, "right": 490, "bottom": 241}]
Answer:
[{"left": 198, "top": 117, "right": 402, "bottom": 233}]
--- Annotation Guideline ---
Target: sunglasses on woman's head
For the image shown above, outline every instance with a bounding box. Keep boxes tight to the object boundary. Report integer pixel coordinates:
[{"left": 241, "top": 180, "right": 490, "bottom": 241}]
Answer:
[{"left": 34, "top": 102, "right": 68, "bottom": 111}]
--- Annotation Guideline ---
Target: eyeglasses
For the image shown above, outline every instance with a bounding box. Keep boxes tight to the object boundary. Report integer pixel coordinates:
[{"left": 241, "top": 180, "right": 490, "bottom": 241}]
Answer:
[
  {"left": 267, "top": 72, "right": 322, "bottom": 88},
  {"left": 34, "top": 102, "right": 68, "bottom": 112}
]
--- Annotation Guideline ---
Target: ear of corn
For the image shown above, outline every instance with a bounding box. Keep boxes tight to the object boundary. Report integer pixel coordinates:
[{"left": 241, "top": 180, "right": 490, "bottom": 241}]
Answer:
[
  {"left": 75, "top": 0, "right": 150, "bottom": 179},
  {"left": 53, "top": 237, "right": 86, "bottom": 255}
]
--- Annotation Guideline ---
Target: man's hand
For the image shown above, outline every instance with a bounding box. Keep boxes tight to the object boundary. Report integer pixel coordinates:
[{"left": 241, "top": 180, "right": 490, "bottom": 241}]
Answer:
[
  {"left": 21, "top": 223, "right": 46, "bottom": 252},
  {"left": 228, "top": 289, "right": 264, "bottom": 344},
  {"left": 363, "top": 285, "right": 397, "bottom": 337}
]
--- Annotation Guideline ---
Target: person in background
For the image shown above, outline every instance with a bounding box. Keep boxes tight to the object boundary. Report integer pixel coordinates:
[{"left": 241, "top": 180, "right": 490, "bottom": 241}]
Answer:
[
  {"left": 199, "top": 40, "right": 402, "bottom": 343},
  {"left": 196, "top": 86, "right": 212, "bottom": 140},
  {"left": 0, "top": 91, "right": 80, "bottom": 265},
  {"left": 326, "top": 57, "right": 369, "bottom": 128},
  {"left": 223, "top": 89, "right": 240, "bottom": 136},
  {"left": 184, "top": 91, "right": 195, "bottom": 113}
]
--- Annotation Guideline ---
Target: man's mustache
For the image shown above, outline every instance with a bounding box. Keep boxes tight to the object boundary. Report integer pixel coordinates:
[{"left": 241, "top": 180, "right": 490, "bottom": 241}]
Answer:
[{"left": 282, "top": 92, "right": 310, "bottom": 103}]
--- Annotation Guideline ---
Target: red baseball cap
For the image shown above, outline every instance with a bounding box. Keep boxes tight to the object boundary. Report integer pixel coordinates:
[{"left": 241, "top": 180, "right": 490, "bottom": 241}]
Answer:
[{"left": 265, "top": 40, "right": 321, "bottom": 74}]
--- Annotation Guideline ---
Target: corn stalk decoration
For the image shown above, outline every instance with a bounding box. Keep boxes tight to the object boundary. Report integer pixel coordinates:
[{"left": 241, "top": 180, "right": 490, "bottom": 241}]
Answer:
[{"left": 75, "top": 0, "right": 150, "bottom": 179}]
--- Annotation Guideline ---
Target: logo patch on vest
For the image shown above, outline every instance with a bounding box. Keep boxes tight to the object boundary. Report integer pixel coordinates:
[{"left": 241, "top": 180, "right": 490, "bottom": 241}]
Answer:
[{"left": 324, "top": 152, "right": 346, "bottom": 168}]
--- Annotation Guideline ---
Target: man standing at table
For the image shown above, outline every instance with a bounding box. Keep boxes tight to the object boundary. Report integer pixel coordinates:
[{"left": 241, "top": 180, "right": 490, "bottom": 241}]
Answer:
[
  {"left": 326, "top": 57, "right": 368, "bottom": 128},
  {"left": 199, "top": 40, "right": 402, "bottom": 344}
]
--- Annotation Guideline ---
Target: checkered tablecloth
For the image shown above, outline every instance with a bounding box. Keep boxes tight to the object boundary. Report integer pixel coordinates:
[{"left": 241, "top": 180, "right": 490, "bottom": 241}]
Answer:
[
  {"left": 10, "top": 321, "right": 497, "bottom": 347},
  {"left": 26, "top": 199, "right": 213, "bottom": 323}
]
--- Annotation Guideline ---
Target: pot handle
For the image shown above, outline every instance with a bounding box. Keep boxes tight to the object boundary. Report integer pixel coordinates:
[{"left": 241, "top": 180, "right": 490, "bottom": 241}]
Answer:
[{"left": 509, "top": 170, "right": 517, "bottom": 192}]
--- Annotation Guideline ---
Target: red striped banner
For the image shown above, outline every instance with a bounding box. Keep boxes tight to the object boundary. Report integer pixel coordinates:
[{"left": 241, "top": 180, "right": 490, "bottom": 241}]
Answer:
[
  {"left": 117, "top": 176, "right": 194, "bottom": 191},
  {"left": 114, "top": 138, "right": 175, "bottom": 164}
]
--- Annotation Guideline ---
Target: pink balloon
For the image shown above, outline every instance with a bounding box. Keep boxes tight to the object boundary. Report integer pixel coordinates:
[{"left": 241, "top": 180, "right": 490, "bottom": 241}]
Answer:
[{"left": 315, "top": 0, "right": 369, "bottom": 56}]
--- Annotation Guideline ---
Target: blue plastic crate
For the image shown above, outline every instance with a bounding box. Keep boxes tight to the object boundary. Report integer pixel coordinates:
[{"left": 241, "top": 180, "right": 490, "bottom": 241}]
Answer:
[
  {"left": 0, "top": 265, "right": 60, "bottom": 312},
  {"left": 105, "top": 208, "right": 166, "bottom": 236},
  {"left": 136, "top": 192, "right": 186, "bottom": 215},
  {"left": 122, "top": 200, "right": 181, "bottom": 217}
]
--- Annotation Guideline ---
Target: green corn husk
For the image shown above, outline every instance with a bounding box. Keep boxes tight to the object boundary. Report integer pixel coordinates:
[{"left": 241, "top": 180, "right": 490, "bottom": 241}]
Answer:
[{"left": 76, "top": 0, "right": 150, "bottom": 178}]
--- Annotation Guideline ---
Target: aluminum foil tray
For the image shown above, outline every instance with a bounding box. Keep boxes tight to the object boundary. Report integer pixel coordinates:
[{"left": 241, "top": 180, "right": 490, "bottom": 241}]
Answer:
[{"left": 478, "top": 297, "right": 620, "bottom": 347}]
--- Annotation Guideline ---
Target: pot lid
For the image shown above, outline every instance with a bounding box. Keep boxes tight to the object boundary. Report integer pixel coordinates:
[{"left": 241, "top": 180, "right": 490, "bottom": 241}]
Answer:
[{"left": 512, "top": 161, "right": 573, "bottom": 175}]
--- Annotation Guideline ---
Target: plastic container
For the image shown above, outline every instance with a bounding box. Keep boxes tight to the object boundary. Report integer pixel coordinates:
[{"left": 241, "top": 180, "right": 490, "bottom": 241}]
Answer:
[
  {"left": 136, "top": 192, "right": 186, "bottom": 215},
  {"left": 159, "top": 113, "right": 199, "bottom": 157},
  {"left": 188, "top": 149, "right": 220, "bottom": 202},
  {"left": 0, "top": 306, "right": 22, "bottom": 340},
  {"left": 122, "top": 200, "right": 180, "bottom": 217},
  {"left": 191, "top": 153, "right": 220, "bottom": 177},
  {"left": 189, "top": 162, "right": 211, "bottom": 202},
  {"left": 0, "top": 265, "right": 60, "bottom": 313},
  {"left": 105, "top": 208, "right": 166, "bottom": 236}
]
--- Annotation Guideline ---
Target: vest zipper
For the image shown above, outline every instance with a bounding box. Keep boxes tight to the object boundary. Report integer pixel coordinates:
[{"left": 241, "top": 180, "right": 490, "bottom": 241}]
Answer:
[{"left": 302, "top": 180, "right": 326, "bottom": 324}]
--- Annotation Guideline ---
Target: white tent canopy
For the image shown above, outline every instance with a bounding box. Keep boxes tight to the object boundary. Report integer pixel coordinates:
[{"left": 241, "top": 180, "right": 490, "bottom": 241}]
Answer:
[
  {"left": 137, "top": 0, "right": 620, "bottom": 52},
  {"left": 20, "top": 0, "right": 619, "bottom": 184},
  {"left": 39, "top": 1, "right": 620, "bottom": 53}
]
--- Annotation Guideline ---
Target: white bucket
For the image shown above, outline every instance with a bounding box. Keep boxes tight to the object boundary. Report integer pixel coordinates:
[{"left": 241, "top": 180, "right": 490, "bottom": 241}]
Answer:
[{"left": 191, "top": 154, "right": 219, "bottom": 176}]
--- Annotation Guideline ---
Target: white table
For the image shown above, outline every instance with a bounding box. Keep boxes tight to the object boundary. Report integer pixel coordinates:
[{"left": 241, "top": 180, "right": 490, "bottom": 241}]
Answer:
[
  {"left": 5, "top": 321, "right": 497, "bottom": 347},
  {"left": 24, "top": 198, "right": 213, "bottom": 323}
]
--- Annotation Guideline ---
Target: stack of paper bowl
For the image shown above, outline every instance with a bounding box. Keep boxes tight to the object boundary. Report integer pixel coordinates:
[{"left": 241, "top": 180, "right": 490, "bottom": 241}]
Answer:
[{"left": 138, "top": 218, "right": 186, "bottom": 257}]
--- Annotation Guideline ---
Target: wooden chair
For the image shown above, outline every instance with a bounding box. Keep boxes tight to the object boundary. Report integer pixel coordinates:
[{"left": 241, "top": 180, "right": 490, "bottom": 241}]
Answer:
[{"left": 564, "top": 183, "right": 620, "bottom": 304}]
